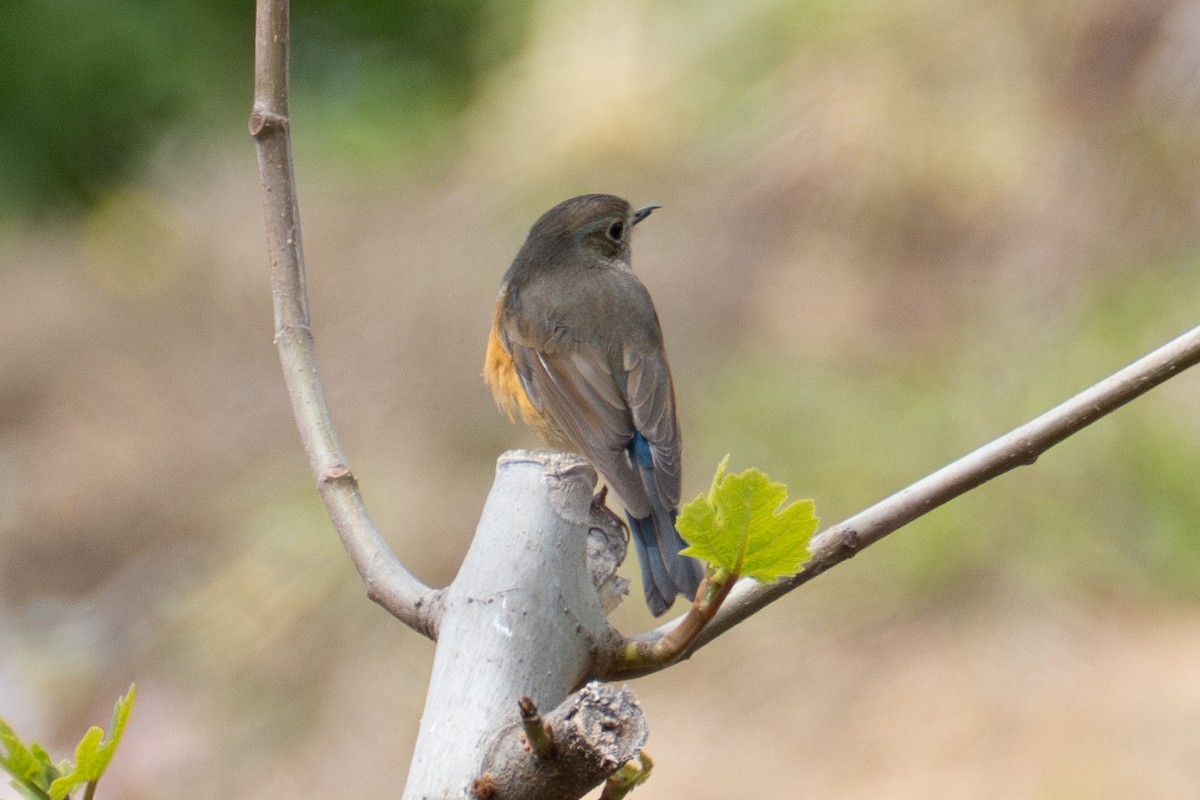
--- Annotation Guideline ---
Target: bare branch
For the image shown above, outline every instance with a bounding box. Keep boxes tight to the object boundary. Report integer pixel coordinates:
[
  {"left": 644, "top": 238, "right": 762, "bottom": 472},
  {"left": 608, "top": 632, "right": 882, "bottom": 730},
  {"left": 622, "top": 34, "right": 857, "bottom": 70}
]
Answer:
[
  {"left": 480, "top": 683, "right": 648, "bottom": 800},
  {"left": 609, "top": 323, "right": 1200, "bottom": 678},
  {"left": 250, "top": 0, "right": 437, "bottom": 638}
]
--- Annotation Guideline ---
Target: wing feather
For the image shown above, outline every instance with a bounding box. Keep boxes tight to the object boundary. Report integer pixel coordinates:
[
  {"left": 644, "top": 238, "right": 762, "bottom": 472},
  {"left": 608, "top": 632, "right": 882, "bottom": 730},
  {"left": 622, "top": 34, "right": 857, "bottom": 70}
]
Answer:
[
  {"left": 624, "top": 346, "right": 681, "bottom": 508},
  {"left": 508, "top": 340, "right": 652, "bottom": 518}
]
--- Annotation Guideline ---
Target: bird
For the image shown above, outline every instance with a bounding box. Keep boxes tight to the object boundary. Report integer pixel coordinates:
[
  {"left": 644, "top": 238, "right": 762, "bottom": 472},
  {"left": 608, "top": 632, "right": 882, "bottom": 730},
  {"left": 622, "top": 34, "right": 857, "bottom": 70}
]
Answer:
[{"left": 484, "top": 193, "right": 705, "bottom": 616}]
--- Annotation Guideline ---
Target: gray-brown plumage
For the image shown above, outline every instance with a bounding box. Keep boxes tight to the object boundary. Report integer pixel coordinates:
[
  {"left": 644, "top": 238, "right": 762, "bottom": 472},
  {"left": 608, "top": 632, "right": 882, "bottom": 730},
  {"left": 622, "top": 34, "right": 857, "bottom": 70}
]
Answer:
[{"left": 484, "top": 194, "right": 705, "bottom": 615}]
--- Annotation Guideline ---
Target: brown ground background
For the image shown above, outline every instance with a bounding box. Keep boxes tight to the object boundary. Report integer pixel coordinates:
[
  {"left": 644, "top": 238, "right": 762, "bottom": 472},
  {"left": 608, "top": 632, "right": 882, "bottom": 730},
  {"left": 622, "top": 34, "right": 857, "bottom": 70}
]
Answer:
[{"left": 3, "top": 1, "right": 1200, "bottom": 797}]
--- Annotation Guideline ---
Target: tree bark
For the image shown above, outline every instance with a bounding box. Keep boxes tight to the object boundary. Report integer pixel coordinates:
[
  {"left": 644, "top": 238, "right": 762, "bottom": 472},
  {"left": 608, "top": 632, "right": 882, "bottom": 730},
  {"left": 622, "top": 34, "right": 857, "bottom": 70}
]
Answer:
[{"left": 402, "top": 451, "right": 635, "bottom": 800}]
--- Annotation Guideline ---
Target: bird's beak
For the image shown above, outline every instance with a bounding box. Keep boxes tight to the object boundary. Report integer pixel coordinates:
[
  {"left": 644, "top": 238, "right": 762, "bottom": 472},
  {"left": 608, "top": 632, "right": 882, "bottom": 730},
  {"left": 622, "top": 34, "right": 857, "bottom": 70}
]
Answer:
[{"left": 632, "top": 204, "right": 662, "bottom": 226}]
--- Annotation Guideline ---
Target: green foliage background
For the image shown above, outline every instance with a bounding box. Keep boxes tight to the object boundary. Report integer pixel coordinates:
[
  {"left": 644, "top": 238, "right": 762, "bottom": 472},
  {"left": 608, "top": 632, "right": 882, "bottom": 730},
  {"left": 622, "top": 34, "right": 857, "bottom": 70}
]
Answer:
[{"left": 0, "top": 0, "right": 527, "bottom": 214}]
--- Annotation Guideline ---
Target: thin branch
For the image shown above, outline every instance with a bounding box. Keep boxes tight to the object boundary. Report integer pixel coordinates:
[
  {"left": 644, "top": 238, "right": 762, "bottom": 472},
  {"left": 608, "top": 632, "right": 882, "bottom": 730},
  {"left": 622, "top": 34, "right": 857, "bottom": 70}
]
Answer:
[
  {"left": 606, "top": 323, "right": 1200, "bottom": 678},
  {"left": 249, "top": 0, "right": 438, "bottom": 639},
  {"left": 610, "top": 569, "right": 734, "bottom": 674},
  {"left": 518, "top": 696, "right": 557, "bottom": 760}
]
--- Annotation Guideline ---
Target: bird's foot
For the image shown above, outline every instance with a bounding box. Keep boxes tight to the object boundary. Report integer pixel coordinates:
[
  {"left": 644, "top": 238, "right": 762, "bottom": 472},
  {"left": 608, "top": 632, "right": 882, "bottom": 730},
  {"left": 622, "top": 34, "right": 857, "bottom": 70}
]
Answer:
[{"left": 591, "top": 484, "right": 609, "bottom": 509}]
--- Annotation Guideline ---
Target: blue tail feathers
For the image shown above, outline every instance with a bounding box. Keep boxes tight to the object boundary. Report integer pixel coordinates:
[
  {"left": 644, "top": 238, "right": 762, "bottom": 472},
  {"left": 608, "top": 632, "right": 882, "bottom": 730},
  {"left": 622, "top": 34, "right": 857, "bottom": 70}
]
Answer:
[
  {"left": 626, "top": 512, "right": 704, "bottom": 617},
  {"left": 626, "top": 432, "right": 704, "bottom": 616},
  {"left": 627, "top": 514, "right": 674, "bottom": 616}
]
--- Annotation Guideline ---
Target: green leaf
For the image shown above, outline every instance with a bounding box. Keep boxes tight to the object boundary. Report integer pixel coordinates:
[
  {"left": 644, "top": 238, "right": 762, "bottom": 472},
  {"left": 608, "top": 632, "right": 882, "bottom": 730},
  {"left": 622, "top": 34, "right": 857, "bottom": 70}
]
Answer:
[
  {"left": 98, "top": 684, "right": 135, "bottom": 772},
  {"left": 47, "top": 729, "right": 99, "bottom": 800},
  {"left": 47, "top": 684, "right": 136, "bottom": 800},
  {"left": 0, "top": 717, "right": 59, "bottom": 800},
  {"left": 677, "top": 456, "right": 819, "bottom": 582}
]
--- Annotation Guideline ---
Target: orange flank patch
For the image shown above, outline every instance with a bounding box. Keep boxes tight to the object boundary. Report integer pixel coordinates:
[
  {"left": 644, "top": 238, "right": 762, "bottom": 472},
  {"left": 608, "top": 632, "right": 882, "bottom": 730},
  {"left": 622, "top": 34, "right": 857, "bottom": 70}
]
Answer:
[
  {"left": 484, "top": 306, "right": 538, "bottom": 425},
  {"left": 484, "top": 298, "right": 570, "bottom": 448}
]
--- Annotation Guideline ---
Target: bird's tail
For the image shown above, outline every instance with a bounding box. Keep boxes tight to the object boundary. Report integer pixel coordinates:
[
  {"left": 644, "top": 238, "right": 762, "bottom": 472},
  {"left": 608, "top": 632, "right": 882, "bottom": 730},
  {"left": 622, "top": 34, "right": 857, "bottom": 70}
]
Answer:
[{"left": 627, "top": 511, "right": 705, "bottom": 617}]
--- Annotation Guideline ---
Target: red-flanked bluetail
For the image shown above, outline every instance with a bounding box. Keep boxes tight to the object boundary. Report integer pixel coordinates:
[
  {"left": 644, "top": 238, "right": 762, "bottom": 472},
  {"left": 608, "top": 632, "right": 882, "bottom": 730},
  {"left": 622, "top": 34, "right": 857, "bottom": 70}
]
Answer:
[{"left": 485, "top": 194, "right": 705, "bottom": 616}]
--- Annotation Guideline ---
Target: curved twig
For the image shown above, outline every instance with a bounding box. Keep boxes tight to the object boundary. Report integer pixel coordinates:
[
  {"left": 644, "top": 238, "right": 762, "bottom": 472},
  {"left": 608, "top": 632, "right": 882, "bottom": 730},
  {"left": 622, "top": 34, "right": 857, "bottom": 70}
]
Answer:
[
  {"left": 249, "top": 0, "right": 438, "bottom": 639},
  {"left": 606, "top": 323, "right": 1200, "bottom": 678}
]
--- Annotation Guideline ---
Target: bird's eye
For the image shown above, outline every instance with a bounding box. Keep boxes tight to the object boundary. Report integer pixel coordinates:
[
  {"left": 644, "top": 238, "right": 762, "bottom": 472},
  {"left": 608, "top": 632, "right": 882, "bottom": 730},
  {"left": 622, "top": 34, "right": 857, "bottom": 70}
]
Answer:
[{"left": 606, "top": 220, "right": 625, "bottom": 242}]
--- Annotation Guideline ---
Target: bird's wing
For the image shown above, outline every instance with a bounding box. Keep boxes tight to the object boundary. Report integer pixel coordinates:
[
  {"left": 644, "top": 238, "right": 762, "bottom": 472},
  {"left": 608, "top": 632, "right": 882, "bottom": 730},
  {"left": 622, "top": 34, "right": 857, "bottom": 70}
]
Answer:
[
  {"left": 509, "top": 339, "right": 653, "bottom": 518},
  {"left": 623, "top": 345, "right": 682, "bottom": 508}
]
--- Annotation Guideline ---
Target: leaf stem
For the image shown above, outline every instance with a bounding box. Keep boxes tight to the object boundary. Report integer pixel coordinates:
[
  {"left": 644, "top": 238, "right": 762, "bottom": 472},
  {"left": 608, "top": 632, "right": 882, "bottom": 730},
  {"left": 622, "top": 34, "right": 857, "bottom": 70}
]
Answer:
[{"left": 609, "top": 568, "right": 737, "bottom": 673}]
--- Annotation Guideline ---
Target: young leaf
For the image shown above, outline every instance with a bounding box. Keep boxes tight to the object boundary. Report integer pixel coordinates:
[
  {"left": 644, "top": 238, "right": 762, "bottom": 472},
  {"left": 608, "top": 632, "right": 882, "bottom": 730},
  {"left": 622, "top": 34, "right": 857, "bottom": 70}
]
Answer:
[
  {"left": 46, "top": 728, "right": 101, "bottom": 800},
  {"left": 46, "top": 684, "right": 136, "bottom": 800},
  {"left": 677, "top": 456, "right": 818, "bottom": 582},
  {"left": 97, "top": 684, "right": 135, "bottom": 773},
  {"left": 0, "top": 718, "right": 59, "bottom": 800}
]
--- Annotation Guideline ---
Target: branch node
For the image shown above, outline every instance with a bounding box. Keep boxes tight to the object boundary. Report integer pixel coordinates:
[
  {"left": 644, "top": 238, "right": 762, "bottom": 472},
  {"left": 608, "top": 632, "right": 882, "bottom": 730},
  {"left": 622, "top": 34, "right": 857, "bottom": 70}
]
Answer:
[
  {"left": 248, "top": 104, "right": 288, "bottom": 137},
  {"left": 470, "top": 774, "right": 497, "bottom": 800},
  {"left": 273, "top": 321, "right": 314, "bottom": 347},
  {"left": 320, "top": 464, "right": 357, "bottom": 486},
  {"left": 839, "top": 527, "right": 860, "bottom": 551}
]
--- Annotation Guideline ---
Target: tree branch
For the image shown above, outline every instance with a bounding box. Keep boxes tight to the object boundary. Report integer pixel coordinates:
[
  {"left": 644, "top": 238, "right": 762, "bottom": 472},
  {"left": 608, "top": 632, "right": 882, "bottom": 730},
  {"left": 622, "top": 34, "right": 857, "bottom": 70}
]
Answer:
[
  {"left": 403, "top": 452, "right": 629, "bottom": 799},
  {"left": 607, "top": 323, "right": 1200, "bottom": 678},
  {"left": 249, "top": 0, "right": 438, "bottom": 639},
  {"left": 249, "top": 4, "right": 1200, "bottom": 793},
  {"left": 478, "top": 683, "right": 649, "bottom": 800}
]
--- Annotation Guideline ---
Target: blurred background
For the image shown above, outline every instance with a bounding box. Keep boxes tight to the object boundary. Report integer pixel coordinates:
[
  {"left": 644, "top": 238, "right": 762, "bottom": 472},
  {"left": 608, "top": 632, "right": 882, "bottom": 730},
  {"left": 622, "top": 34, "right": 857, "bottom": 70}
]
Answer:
[{"left": 2, "top": 0, "right": 1200, "bottom": 797}]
